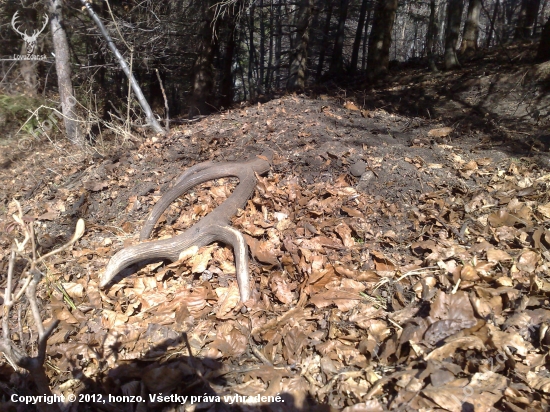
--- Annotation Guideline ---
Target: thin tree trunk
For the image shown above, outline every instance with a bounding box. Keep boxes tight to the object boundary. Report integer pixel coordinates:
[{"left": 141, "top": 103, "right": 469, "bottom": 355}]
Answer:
[
  {"left": 536, "top": 16, "right": 550, "bottom": 61},
  {"left": 426, "top": 0, "right": 439, "bottom": 72},
  {"left": 274, "top": 0, "right": 282, "bottom": 89},
  {"left": 189, "top": 0, "right": 219, "bottom": 117},
  {"left": 248, "top": 2, "right": 256, "bottom": 99},
  {"left": 486, "top": 0, "right": 499, "bottom": 47},
  {"left": 220, "top": 8, "right": 239, "bottom": 108},
  {"left": 259, "top": 0, "right": 265, "bottom": 92},
  {"left": 461, "top": 0, "right": 482, "bottom": 52},
  {"left": 329, "top": 0, "right": 350, "bottom": 75},
  {"left": 20, "top": 43, "right": 38, "bottom": 95},
  {"left": 366, "top": 0, "right": 398, "bottom": 80},
  {"left": 443, "top": 0, "right": 464, "bottom": 70},
  {"left": 266, "top": 0, "right": 274, "bottom": 90},
  {"left": 48, "top": 0, "right": 82, "bottom": 145},
  {"left": 316, "top": 0, "right": 334, "bottom": 79},
  {"left": 350, "top": 0, "right": 370, "bottom": 74},
  {"left": 361, "top": 3, "right": 373, "bottom": 71},
  {"left": 287, "top": 0, "right": 314, "bottom": 90},
  {"left": 79, "top": 0, "right": 164, "bottom": 133},
  {"left": 515, "top": 0, "right": 541, "bottom": 39}
]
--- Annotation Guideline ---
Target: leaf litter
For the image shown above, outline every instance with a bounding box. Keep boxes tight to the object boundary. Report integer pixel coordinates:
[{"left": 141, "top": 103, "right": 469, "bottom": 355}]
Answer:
[{"left": 0, "top": 93, "right": 549, "bottom": 411}]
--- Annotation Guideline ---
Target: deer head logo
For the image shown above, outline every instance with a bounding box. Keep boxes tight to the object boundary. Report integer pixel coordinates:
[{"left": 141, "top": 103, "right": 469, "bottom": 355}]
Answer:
[{"left": 11, "top": 11, "right": 49, "bottom": 57}]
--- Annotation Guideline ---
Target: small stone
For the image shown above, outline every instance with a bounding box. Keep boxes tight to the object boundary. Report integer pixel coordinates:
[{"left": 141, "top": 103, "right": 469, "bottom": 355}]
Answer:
[{"left": 350, "top": 160, "right": 367, "bottom": 177}]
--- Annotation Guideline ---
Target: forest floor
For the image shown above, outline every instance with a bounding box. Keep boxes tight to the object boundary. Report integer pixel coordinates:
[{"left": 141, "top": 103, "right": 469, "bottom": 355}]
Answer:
[{"left": 1, "top": 44, "right": 550, "bottom": 411}]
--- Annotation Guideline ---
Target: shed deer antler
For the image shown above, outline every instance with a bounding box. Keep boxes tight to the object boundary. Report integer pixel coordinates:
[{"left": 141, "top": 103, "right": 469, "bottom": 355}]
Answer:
[
  {"left": 101, "top": 151, "right": 273, "bottom": 303},
  {"left": 11, "top": 11, "right": 49, "bottom": 56}
]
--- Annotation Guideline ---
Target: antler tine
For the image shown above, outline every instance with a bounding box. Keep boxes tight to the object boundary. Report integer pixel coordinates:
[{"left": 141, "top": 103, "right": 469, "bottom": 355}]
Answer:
[
  {"left": 11, "top": 11, "right": 25, "bottom": 37},
  {"left": 40, "top": 13, "right": 49, "bottom": 33}
]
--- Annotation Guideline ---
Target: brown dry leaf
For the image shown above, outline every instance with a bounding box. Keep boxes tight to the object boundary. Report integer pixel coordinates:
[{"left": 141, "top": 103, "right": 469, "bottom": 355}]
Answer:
[
  {"left": 310, "top": 289, "right": 362, "bottom": 311},
  {"left": 245, "top": 235, "right": 280, "bottom": 265},
  {"left": 371, "top": 250, "right": 396, "bottom": 271},
  {"left": 538, "top": 202, "right": 550, "bottom": 218},
  {"left": 241, "top": 221, "right": 265, "bottom": 236},
  {"left": 488, "top": 210, "right": 523, "bottom": 228},
  {"left": 429, "top": 290, "right": 477, "bottom": 324},
  {"left": 463, "top": 160, "right": 478, "bottom": 171},
  {"left": 335, "top": 266, "right": 380, "bottom": 282},
  {"left": 335, "top": 222, "right": 355, "bottom": 248},
  {"left": 526, "top": 371, "right": 550, "bottom": 393},
  {"left": 282, "top": 327, "right": 308, "bottom": 363},
  {"left": 426, "top": 336, "right": 486, "bottom": 361},
  {"left": 342, "top": 400, "right": 383, "bottom": 412},
  {"left": 421, "top": 385, "right": 468, "bottom": 412},
  {"left": 349, "top": 304, "right": 384, "bottom": 329},
  {"left": 344, "top": 101, "right": 360, "bottom": 111},
  {"left": 487, "top": 248, "right": 512, "bottom": 262},
  {"left": 188, "top": 246, "right": 215, "bottom": 273},
  {"left": 215, "top": 283, "right": 241, "bottom": 318},
  {"left": 516, "top": 250, "right": 539, "bottom": 273},
  {"left": 460, "top": 264, "right": 479, "bottom": 281},
  {"left": 270, "top": 271, "right": 297, "bottom": 304},
  {"left": 487, "top": 324, "right": 533, "bottom": 356},
  {"left": 341, "top": 206, "right": 363, "bottom": 218},
  {"left": 428, "top": 127, "right": 453, "bottom": 138},
  {"left": 101, "top": 309, "right": 129, "bottom": 328},
  {"left": 212, "top": 323, "right": 247, "bottom": 357},
  {"left": 61, "top": 282, "right": 84, "bottom": 299}
]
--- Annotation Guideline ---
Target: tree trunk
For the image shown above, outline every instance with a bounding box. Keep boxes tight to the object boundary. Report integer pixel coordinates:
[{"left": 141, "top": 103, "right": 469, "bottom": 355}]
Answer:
[
  {"left": 328, "top": 0, "right": 350, "bottom": 75},
  {"left": 48, "top": 0, "right": 82, "bottom": 145},
  {"left": 486, "top": 0, "right": 499, "bottom": 47},
  {"left": 426, "top": 0, "right": 439, "bottom": 72},
  {"left": 461, "top": 0, "right": 482, "bottom": 52},
  {"left": 248, "top": 2, "right": 256, "bottom": 100},
  {"left": 350, "top": 0, "right": 371, "bottom": 74},
  {"left": 220, "top": 11, "right": 238, "bottom": 108},
  {"left": 20, "top": 43, "right": 38, "bottom": 95},
  {"left": 265, "top": 0, "right": 275, "bottom": 91},
  {"left": 516, "top": 0, "right": 541, "bottom": 39},
  {"left": 443, "top": 0, "right": 464, "bottom": 70},
  {"left": 316, "top": 0, "right": 334, "bottom": 80},
  {"left": 189, "top": 0, "right": 219, "bottom": 118},
  {"left": 259, "top": 0, "right": 265, "bottom": 92},
  {"left": 287, "top": 0, "right": 314, "bottom": 90},
  {"left": 366, "top": 0, "right": 398, "bottom": 80},
  {"left": 274, "top": 0, "right": 282, "bottom": 89},
  {"left": 536, "top": 16, "right": 550, "bottom": 61},
  {"left": 361, "top": 3, "right": 373, "bottom": 71}
]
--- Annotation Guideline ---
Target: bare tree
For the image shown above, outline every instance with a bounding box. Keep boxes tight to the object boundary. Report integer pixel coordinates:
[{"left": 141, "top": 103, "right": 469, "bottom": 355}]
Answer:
[
  {"left": 288, "top": 0, "right": 314, "bottom": 89},
  {"left": 48, "top": 0, "right": 82, "bottom": 145},
  {"left": 461, "top": 0, "right": 482, "bottom": 52},
  {"left": 426, "top": 0, "right": 440, "bottom": 72},
  {"left": 350, "top": 0, "right": 372, "bottom": 74},
  {"left": 316, "top": 0, "right": 334, "bottom": 79},
  {"left": 189, "top": 0, "right": 220, "bottom": 117},
  {"left": 486, "top": 0, "right": 500, "bottom": 47},
  {"left": 367, "top": 0, "right": 398, "bottom": 79},
  {"left": 515, "top": 0, "right": 542, "bottom": 38},
  {"left": 78, "top": 0, "right": 164, "bottom": 133},
  {"left": 329, "top": 0, "right": 350, "bottom": 75},
  {"left": 444, "top": 0, "right": 465, "bottom": 69}
]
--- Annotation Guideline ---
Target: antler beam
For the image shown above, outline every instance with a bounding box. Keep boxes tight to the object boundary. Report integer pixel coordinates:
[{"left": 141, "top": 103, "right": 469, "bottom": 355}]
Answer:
[{"left": 101, "top": 151, "right": 273, "bottom": 303}]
